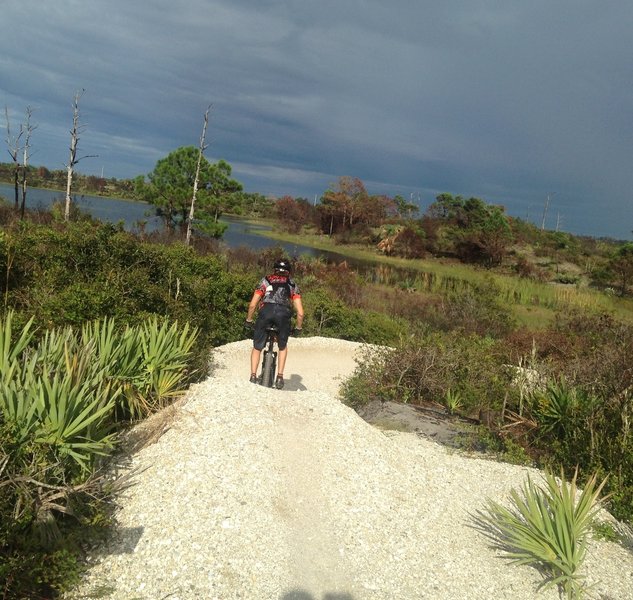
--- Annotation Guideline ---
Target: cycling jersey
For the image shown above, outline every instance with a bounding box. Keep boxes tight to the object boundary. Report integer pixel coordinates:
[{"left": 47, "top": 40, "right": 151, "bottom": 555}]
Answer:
[
  {"left": 252, "top": 273, "right": 301, "bottom": 351},
  {"left": 254, "top": 274, "right": 301, "bottom": 308}
]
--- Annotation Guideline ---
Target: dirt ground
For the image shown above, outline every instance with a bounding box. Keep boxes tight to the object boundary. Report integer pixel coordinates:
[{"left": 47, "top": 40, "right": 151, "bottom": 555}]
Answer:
[
  {"left": 268, "top": 337, "right": 469, "bottom": 448},
  {"left": 356, "top": 399, "right": 472, "bottom": 447}
]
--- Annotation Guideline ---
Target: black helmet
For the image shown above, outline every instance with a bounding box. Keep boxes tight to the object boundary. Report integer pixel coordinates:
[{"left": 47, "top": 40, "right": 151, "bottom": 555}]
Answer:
[{"left": 273, "top": 259, "right": 292, "bottom": 273}]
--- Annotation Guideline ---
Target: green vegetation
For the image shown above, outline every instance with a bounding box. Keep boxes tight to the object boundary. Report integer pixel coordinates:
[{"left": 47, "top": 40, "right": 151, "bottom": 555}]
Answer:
[
  {"left": 0, "top": 311, "right": 199, "bottom": 599},
  {"left": 477, "top": 469, "right": 608, "bottom": 599},
  {"left": 0, "top": 200, "right": 417, "bottom": 596},
  {"left": 133, "top": 146, "right": 242, "bottom": 237},
  {"left": 266, "top": 182, "right": 633, "bottom": 545},
  {"left": 1, "top": 162, "right": 633, "bottom": 597}
]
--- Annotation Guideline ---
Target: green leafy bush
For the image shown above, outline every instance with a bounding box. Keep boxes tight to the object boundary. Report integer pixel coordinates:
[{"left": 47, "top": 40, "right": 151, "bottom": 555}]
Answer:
[
  {"left": 341, "top": 330, "right": 508, "bottom": 414},
  {"left": 304, "top": 286, "right": 406, "bottom": 344},
  {"left": 0, "top": 221, "right": 252, "bottom": 372},
  {"left": 511, "top": 313, "right": 633, "bottom": 521}
]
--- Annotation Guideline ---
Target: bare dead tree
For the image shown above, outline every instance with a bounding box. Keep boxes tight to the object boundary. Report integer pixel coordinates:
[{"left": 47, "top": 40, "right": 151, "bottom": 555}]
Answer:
[
  {"left": 64, "top": 90, "right": 97, "bottom": 222},
  {"left": 4, "top": 105, "right": 24, "bottom": 210},
  {"left": 185, "top": 105, "right": 211, "bottom": 246},
  {"left": 20, "top": 106, "right": 37, "bottom": 219},
  {"left": 541, "top": 192, "right": 556, "bottom": 231}
]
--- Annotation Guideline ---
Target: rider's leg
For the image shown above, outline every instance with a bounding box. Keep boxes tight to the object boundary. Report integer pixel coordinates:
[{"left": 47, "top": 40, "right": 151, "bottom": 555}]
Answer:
[
  {"left": 250, "top": 348, "right": 262, "bottom": 375},
  {"left": 277, "top": 347, "right": 288, "bottom": 376},
  {"left": 251, "top": 308, "right": 269, "bottom": 378}
]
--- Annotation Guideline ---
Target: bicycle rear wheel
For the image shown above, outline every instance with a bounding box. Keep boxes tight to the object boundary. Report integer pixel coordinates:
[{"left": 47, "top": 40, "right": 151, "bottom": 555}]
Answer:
[{"left": 260, "top": 350, "right": 276, "bottom": 387}]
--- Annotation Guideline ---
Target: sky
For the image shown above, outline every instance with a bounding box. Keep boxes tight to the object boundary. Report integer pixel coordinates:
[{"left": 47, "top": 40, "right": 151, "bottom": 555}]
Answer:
[{"left": 1, "top": 0, "right": 632, "bottom": 240}]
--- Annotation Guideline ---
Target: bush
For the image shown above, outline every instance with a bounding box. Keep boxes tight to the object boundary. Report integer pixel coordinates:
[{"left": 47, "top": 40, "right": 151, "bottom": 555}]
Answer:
[
  {"left": 524, "top": 378, "right": 633, "bottom": 522},
  {"left": 496, "top": 312, "right": 633, "bottom": 522},
  {"left": 304, "top": 286, "right": 405, "bottom": 344},
  {"left": 341, "top": 330, "right": 509, "bottom": 415},
  {"left": 391, "top": 226, "right": 426, "bottom": 259},
  {"left": 433, "top": 277, "right": 516, "bottom": 338},
  {"left": 0, "top": 419, "right": 90, "bottom": 599},
  {"left": 477, "top": 468, "right": 608, "bottom": 598},
  {"left": 0, "top": 221, "right": 253, "bottom": 372},
  {"left": 0, "top": 312, "right": 200, "bottom": 598}
]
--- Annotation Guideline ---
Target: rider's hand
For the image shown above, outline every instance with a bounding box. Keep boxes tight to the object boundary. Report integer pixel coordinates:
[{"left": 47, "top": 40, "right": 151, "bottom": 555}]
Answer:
[
  {"left": 244, "top": 320, "right": 255, "bottom": 338},
  {"left": 292, "top": 327, "right": 302, "bottom": 337}
]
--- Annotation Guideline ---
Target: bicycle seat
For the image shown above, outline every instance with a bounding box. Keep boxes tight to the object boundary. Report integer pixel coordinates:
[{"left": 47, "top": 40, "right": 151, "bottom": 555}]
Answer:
[{"left": 265, "top": 325, "right": 280, "bottom": 333}]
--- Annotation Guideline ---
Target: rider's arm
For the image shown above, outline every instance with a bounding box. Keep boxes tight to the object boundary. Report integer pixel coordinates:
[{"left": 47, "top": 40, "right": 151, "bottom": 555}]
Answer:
[
  {"left": 293, "top": 297, "right": 304, "bottom": 328},
  {"left": 246, "top": 291, "right": 261, "bottom": 322}
]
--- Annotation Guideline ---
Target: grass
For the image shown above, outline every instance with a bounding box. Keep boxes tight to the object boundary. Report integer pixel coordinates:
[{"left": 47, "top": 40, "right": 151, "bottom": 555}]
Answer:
[
  {"left": 513, "top": 304, "right": 556, "bottom": 329},
  {"left": 249, "top": 222, "right": 633, "bottom": 323}
]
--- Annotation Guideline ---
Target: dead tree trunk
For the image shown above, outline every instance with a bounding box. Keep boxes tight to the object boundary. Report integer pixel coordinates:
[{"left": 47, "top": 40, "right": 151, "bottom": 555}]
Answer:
[
  {"left": 186, "top": 105, "right": 211, "bottom": 246},
  {"left": 64, "top": 90, "right": 97, "bottom": 222},
  {"left": 541, "top": 193, "right": 555, "bottom": 231},
  {"left": 65, "top": 92, "right": 81, "bottom": 221},
  {"left": 20, "top": 106, "right": 36, "bottom": 219},
  {"left": 4, "top": 105, "right": 23, "bottom": 211}
]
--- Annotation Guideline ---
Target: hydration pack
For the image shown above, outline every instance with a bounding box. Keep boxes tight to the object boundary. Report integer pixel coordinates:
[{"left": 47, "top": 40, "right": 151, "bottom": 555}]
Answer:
[{"left": 262, "top": 274, "right": 293, "bottom": 307}]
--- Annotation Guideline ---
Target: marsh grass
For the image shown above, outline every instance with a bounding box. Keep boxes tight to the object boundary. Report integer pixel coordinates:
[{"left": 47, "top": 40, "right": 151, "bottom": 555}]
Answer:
[{"left": 257, "top": 227, "right": 633, "bottom": 320}]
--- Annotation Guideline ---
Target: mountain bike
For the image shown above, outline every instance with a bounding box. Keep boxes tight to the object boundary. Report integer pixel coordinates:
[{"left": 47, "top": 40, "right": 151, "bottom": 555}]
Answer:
[{"left": 259, "top": 324, "right": 279, "bottom": 388}]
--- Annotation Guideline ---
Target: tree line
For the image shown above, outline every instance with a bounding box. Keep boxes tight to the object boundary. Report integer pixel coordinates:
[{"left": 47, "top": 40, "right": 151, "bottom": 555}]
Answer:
[
  {"left": 0, "top": 161, "right": 137, "bottom": 196},
  {"left": 3, "top": 93, "right": 632, "bottom": 296}
]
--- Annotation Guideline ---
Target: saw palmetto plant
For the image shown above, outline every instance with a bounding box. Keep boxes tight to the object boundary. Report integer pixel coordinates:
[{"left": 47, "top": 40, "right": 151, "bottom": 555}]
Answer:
[{"left": 477, "top": 468, "right": 609, "bottom": 599}]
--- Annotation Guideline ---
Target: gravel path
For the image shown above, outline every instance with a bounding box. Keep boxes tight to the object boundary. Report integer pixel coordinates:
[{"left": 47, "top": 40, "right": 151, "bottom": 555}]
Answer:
[{"left": 66, "top": 337, "right": 633, "bottom": 600}]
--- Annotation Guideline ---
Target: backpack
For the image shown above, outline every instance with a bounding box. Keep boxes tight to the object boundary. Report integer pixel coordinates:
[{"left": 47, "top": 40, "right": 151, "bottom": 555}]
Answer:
[{"left": 262, "top": 274, "right": 293, "bottom": 307}]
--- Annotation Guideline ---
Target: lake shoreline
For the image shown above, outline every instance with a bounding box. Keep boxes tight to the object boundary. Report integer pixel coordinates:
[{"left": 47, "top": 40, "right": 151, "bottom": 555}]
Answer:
[{"left": 0, "top": 180, "right": 148, "bottom": 204}]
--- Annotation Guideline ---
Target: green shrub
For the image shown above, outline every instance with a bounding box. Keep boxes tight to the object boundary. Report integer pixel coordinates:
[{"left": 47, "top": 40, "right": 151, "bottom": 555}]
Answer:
[
  {"left": 0, "top": 418, "right": 92, "bottom": 599},
  {"left": 0, "top": 221, "right": 252, "bottom": 373},
  {"left": 511, "top": 314, "right": 633, "bottom": 521},
  {"left": 341, "top": 330, "right": 509, "bottom": 414},
  {"left": 340, "top": 345, "right": 393, "bottom": 410},
  {"left": 477, "top": 469, "right": 608, "bottom": 599},
  {"left": 0, "top": 546, "right": 83, "bottom": 600},
  {"left": 443, "top": 388, "right": 463, "bottom": 415},
  {"left": 555, "top": 274, "right": 579, "bottom": 285},
  {"left": 304, "top": 286, "right": 405, "bottom": 344},
  {"left": 520, "top": 380, "right": 633, "bottom": 521},
  {"left": 0, "top": 311, "right": 200, "bottom": 597}
]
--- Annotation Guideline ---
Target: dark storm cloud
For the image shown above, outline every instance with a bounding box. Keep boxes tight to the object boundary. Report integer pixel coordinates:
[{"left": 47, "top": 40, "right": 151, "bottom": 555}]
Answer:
[{"left": 1, "top": 0, "right": 632, "bottom": 238}]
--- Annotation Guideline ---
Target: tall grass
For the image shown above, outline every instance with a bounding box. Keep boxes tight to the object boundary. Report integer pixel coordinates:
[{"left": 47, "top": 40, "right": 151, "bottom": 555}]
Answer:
[
  {"left": 367, "top": 263, "right": 609, "bottom": 314},
  {"left": 268, "top": 227, "right": 632, "bottom": 318}
]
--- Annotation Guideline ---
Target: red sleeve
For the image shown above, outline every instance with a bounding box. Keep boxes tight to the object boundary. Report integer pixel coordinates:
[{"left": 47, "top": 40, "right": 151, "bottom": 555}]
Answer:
[{"left": 254, "top": 277, "right": 267, "bottom": 297}]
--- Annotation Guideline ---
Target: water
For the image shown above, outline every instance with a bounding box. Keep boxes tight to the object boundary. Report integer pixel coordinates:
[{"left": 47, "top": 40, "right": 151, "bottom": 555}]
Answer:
[
  {"left": 0, "top": 183, "right": 162, "bottom": 228},
  {"left": 0, "top": 183, "right": 321, "bottom": 258},
  {"left": 0, "top": 183, "right": 452, "bottom": 285},
  {"left": 220, "top": 216, "right": 321, "bottom": 258}
]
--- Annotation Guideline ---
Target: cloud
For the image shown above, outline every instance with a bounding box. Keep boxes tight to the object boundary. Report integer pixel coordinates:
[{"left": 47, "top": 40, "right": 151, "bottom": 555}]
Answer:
[{"left": 1, "top": 0, "right": 632, "bottom": 238}]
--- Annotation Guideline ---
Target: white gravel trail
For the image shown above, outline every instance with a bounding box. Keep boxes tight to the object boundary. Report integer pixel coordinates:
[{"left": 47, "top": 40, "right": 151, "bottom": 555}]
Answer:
[{"left": 66, "top": 337, "right": 633, "bottom": 600}]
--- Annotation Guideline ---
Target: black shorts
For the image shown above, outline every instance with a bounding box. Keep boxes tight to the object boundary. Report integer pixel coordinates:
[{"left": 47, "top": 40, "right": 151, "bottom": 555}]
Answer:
[{"left": 253, "top": 303, "right": 292, "bottom": 351}]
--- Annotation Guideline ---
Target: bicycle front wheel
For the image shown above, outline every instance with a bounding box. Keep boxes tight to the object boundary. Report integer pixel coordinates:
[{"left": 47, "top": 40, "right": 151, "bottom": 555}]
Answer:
[{"left": 261, "top": 351, "right": 276, "bottom": 388}]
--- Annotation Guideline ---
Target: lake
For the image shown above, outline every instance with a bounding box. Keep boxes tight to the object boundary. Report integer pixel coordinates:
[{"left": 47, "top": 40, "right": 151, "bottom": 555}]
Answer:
[
  {"left": 0, "top": 183, "right": 463, "bottom": 285},
  {"left": 0, "top": 183, "right": 322, "bottom": 258}
]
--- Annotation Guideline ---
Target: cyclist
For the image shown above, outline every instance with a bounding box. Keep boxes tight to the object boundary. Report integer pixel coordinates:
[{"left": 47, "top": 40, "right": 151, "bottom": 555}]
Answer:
[{"left": 245, "top": 258, "right": 304, "bottom": 389}]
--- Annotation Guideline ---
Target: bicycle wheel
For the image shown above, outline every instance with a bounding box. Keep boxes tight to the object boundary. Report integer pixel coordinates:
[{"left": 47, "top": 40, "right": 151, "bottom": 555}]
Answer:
[{"left": 260, "top": 350, "right": 276, "bottom": 387}]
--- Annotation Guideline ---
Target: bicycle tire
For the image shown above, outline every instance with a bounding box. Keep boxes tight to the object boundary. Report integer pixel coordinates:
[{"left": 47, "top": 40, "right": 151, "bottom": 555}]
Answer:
[{"left": 261, "top": 350, "right": 276, "bottom": 388}]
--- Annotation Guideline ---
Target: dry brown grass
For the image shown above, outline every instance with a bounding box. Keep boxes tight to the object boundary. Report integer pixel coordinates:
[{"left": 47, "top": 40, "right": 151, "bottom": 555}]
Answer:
[{"left": 118, "top": 396, "right": 189, "bottom": 455}]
